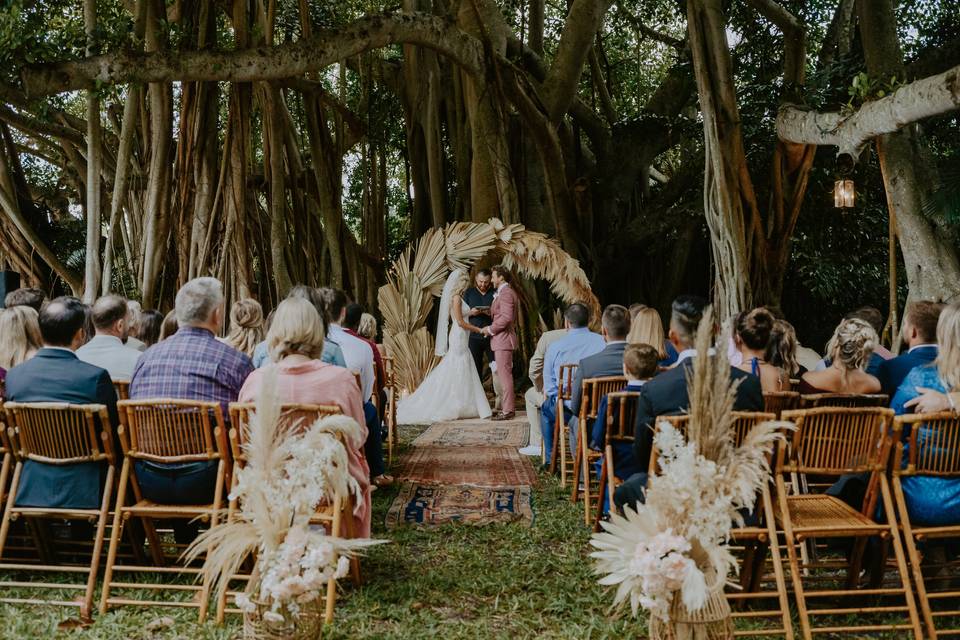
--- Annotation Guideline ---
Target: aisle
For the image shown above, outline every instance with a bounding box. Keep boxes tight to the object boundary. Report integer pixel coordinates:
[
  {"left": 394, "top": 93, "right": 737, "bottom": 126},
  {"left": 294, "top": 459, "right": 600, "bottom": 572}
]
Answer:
[{"left": 384, "top": 414, "right": 538, "bottom": 529}]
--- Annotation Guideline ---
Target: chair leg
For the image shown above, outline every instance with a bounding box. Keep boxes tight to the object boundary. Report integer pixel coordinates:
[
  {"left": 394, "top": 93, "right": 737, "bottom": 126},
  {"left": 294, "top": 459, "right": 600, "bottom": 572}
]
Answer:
[
  {"left": 776, "top": 477, "right": 812, "bottom": 640},
  {"left": 593, "top": 458, "right": 607, "bottom": 533},
  {"left": 893, "top": 478, "right": 937, "bottom": 639},
  {"left": 0, "top": 462, "right": 23, "bottom": 560},
  {"left": 761, "top": 484, "right": 794, "bottom": 640},
  {"left": 878, "top": 477, "right": 923, "bottom": 639},
  {"left": 100, "top": 458, "right": 131, "bottom": 615},
  {"left": 570, "top": 425, "right": 582, "bottom": 504},
  {"left": 82, "top": 465, "right": 114, "bottom": 621}
]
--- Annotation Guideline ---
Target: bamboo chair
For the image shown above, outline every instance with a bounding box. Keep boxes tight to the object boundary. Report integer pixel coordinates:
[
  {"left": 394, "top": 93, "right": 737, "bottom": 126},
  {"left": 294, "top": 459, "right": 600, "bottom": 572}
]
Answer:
[
  {"left": 775, "top": 407, "right": 922, "bottom": 639},
  {"left": 549, "top": 364, "right": 578, "bottom": 485},
  {"left": 220, "top": 402, "right": 350, "bottom": 624},
  {"left": 890, "top": 412, "right": 960, "bottom": 639},
  {"left": 571, "top": 376, "right": 627, "bottom": 526},
  {"left": 764, "top": 391, "right": 800, "bottom": 418},
  {"left": 653, "top": 412, "right": 793, "bottom": 638},
  {"left": 100, "top": 399, "right": 230, "bottom": 620},
  {"left": 593, "top": 391, "right": 640, "bottom": 532},
  {"left": 799, "top": 393, "right": 889, "bottom": 409},
  {"left": 113, "top": 380, "right": 130, "bottom": 401},
  {"left": 383, "top": 356, "right": 397, "bottom": 465},
  {"left": 0, "top": 402, "right": 116, "bottom": 620}
]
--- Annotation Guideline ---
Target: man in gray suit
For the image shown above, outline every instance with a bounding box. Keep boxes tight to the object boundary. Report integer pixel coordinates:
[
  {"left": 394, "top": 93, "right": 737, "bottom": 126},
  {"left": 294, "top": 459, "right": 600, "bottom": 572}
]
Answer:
[
  {"left": 568, "top": 304, "right": 631, "bottom": 454},
  {"left": 77, "top": 295, "right": 143, "bottom": 380}
]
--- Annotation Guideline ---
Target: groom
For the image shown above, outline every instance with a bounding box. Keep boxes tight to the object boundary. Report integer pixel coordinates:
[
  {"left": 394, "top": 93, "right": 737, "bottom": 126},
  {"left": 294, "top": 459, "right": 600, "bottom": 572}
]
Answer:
[{"left": 482, "top": 265, "right": 518, "bottom": 421}]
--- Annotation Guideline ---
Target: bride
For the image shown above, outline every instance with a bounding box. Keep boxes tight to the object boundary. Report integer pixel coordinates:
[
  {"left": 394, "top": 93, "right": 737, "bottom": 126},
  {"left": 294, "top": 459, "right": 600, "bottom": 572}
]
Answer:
[{"left": 397, "top": 269, "right": 493, "bottom": 424}]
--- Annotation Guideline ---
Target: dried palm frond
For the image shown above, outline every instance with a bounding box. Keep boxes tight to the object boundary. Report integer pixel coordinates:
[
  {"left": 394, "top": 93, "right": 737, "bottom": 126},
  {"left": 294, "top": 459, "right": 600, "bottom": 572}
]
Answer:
[
  {"left": 685, "top": 307, "right": 737, "bottom": 462},
  {"left": 412, "top": 228, "right": 449, "bottom": 296},
  {"left": 384, "top": 327, "right": 438, "bottom": 391},
  {"left": 445, "top": 222, "right": 498, "bottom": 272}
]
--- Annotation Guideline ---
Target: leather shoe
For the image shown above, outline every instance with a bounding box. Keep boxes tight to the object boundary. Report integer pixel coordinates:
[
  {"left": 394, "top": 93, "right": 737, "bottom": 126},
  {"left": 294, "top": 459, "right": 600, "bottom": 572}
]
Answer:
[{"left": 491, "top": 411, "right": 516, "bottom": 421}]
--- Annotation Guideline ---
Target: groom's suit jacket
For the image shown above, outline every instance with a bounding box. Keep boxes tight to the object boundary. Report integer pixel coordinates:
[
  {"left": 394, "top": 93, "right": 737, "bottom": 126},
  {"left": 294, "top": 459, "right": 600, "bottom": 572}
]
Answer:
[{"left": 488, "top": 285, "right": 519, "bottom": 352}]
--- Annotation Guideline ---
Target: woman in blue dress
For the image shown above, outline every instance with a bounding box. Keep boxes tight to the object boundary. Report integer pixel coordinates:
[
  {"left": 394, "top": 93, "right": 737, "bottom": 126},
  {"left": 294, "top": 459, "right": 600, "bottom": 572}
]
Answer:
[{"left": 890, "top": 301, "right": 960, "bottom": 527}]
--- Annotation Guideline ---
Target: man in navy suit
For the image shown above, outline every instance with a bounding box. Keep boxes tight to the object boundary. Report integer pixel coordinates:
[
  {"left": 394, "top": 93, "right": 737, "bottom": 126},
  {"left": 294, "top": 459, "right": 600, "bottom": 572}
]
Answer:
[
  {"left": 613, "top": 295, "right": 763, "bottom": 510},
  {"left": 5, "top": 296, "right": 118, "bottom": 509},
  {"left": 876, "top": 301, "right": 943, "bottom": 398}
]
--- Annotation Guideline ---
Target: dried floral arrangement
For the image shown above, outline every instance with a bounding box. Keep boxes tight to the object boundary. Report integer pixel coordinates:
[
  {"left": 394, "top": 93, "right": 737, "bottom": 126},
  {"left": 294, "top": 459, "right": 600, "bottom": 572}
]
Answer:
[
  {"left": 186, "top": 372, "right": 384, "bottom": 637},
  {"left": 590, "top": 309, "right": 787, "bottom": 638},
  {"left": 378, "top": 218, "right": 600, "bottom": 391}
]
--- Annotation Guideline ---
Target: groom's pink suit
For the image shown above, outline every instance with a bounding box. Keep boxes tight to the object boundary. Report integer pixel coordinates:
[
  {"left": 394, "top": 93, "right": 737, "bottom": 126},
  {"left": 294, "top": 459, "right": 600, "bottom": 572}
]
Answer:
[{"left": 488, "top": 284, "right": 518, "bottom": 415}]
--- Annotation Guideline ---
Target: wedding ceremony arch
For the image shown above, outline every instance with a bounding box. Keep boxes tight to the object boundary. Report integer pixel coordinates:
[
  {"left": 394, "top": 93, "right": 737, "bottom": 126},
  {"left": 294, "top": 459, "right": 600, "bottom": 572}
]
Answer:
[{"left": 378, "top": 218, "right": 600, "bottom": 392}]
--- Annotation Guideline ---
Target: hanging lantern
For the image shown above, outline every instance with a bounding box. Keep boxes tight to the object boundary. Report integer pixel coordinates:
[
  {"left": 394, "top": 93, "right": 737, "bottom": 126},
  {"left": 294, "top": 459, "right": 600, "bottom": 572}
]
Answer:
[{"left": 834, "top": 178, "right": 855, "bottom": 208}]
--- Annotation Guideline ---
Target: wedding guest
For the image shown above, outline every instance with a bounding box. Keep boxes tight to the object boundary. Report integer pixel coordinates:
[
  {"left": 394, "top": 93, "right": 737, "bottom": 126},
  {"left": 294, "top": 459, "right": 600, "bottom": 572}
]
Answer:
[
  {"left": 125, "top": 301, "right": 148, "bottom": 352},
  {"left": 76, "top": 295, "right": 143, "bottom": 381},
  {"left": 137, "top": 309, "right": 164, "bottom": 348},
  {"left": 763, "top": 307, "right": 819, "bottom": 371},
  {"left": 0, "top": 305, "right": 42, "bottom": 390},
  {"left": 520, "top": 324, "right": 566, "bottom": 458},
  {"left": 876, "top": 301, "right": 943, "bottom": 398},
  {"left": 358, "top": 312, "right": 378, "bottom": 342},
  {"left": 628, "top": 303, "right": 646, "bottom": 320},
  {"left": 765, "top": 319, "right": 803, "bottom": 378},
  {"left": 799, "top": 318, "right": 881, "bottom": 395},
  {"left": 222, "top": 298, "right": 264, "bottom": 358},
  {"left": 343, "top": 303, "right": 385, "bottom": 399},
  {"left": 540, "top": 303, "right": 605, "bottom": 465},
  {"left": 5, "top": 296, "right": 118, "bottom": 508},
  {"left": 734, "top": 308, "right": 789, "bottom": 392},
  {"left": 4, "top": 287, "right": 46, "bottom": 312},
  {"left": 627, "top": 306, "right": 677, "bottom": 367},
  {"left": 252, "top": 286, "right": 347, "bottom": 368},
  {"left": 160, "top": 309, "right": 178, "bottom": 340},
  {"left": 815, "top": 307, "right": 888, "bottom": 375},
  {"left": 239, "top": 298, "right": 372, "bottom": 537}
]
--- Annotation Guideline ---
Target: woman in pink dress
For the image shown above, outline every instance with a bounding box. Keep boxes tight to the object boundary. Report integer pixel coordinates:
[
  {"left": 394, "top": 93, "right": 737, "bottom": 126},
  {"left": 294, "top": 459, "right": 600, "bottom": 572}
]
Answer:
[{"left": 239, "top": 297, "right": 372, "bottom": 537}]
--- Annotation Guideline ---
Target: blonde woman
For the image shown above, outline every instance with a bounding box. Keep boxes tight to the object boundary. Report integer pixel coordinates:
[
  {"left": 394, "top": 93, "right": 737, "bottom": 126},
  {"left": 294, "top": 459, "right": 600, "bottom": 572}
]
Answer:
[
  {"left": 799, "top": 318, "right": 880, "bottom": 394},
  {"left": 223, "top": 298, "right": 264, "bottom": 357},
  {"left": 0, "top": 305, "right": 42, "bottom": 389},
  {"left": 238, "top": 297, "right": 373, "bottom": 536},
  {"left": 626, "top": 306, "right": 676, "bottom": 366},
  {"left": 765, "top": 318, "right": 802, "bottom": 378}
]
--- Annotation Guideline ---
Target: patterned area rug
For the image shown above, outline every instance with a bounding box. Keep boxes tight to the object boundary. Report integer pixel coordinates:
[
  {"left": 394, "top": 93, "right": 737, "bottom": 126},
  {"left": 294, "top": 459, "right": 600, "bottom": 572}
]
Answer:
[
  {"left": 412, "top": 420, "right": 529, "bottom": 448},
  {"left": 385, "top": 483, "right": 533, "bottom": 530},
  {"left": 396, "top": 446, "right": 538, "bottom": 486}
]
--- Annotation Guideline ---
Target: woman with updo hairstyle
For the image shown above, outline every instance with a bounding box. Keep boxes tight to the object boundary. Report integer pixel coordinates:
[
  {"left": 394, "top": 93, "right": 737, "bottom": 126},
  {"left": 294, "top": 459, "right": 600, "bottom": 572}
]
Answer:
[
  {"left": 223, "top": 298, "right": 264, "bottom": 357},
  {"left": 765, "top": 319, "right": 803, "bottom": 378},
  {"left": 238, "top": 297, "right": 372, "bottom": 537},
  {"left": 0, "top": 305, "right": 42, "bottom": 391},
  {"left": 734, "top": 308, "right": 788, "bottom": 392},
  {"left": 799, "top": 318, "right": 881, "bottom": 394}
]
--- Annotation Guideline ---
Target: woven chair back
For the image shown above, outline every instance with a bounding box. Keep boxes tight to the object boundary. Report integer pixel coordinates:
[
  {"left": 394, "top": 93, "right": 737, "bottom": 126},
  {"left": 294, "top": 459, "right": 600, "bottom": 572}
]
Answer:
[
  {"left": 581, "top": 376, "right": 627, "bottom": 420},
  {"left": 893, "top": 412, "right": 960, "bottom": 477},
  {"left": 763, "top": 391, "right": 799, "bottom": 418},
  {"left": 228, "top": 402, "right": 343, "bottom": 466},
  {"left": 558, "top": 364, "right": 578, "bottom": 401},
  {"left": 118, "top": 399, "right": 224, "bottom": 463},
  {"left": 3, "top": 402, "right": 112, "bottom": 464},
  {"left": 800, "top": 393, "right": 888, "bottom": 408},
  {"left": 605, "top": 391, "right": 641, "bottom": 443},
  {"left": 651, "top": 412, "right": 776, "bottom": 475},
  {"left": 779, "top": 407, "right": 893, "bottom": 475}
]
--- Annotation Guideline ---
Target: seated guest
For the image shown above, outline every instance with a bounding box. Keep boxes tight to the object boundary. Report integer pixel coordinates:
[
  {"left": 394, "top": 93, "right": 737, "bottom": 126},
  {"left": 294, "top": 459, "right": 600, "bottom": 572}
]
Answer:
[
  {"left": 4, "top": 287, "right": 46, "bottom": 312},
  {"left": 627, "top": 306, "right": 677, "bottom": 367},
  {"left": 734, "top": 308, "right": 789, "bottom": 392},
  {"left": 222, "top": 298, "right": 264, "bottom": 358},
  {"left": 800, "top": 318, "right": 881, "bottom": 395},
  {"left": 252, "top": 286, "right": 347, "bottom": 368},
  {"left": 5, "top": 296, "right": 118, "bottom": 508},
  {"left": 520, "top": 324, "right": 566, "bottom": 457},
  {"left": 343, "top": 303, "right": 386, "bottom": 400},
  {"left": 239, "top": 298, "right": 372, "bottom": 537},
  {"left": 0, "top": 305, "right": 42, "bottom": 388},
  {"left": 160, "top": 310, "right": 178, "bottom": 340},
  {"left": 137, "top": 309, "right": 164, "bottom": 348},
  {"left": 766, "top": 318, "right": 803, "bottom": 378},
  {"left": 124, "top": 301, "right": 148, "bottom": 352},
  {"left": 77, "top": 295, "right": 143, "bottom": 380},
  {"left": 877, "top": 301, "right": 943, "bottom": 398},
  {"left": 568, "top": 304, "right": 632, "bottom": 453},
  {"left": 540, "top": 303, "right": 605, "bottom": 465},
  {"left": 614, "top": 295, "right": 763, "bottom": 510},
  {"left": 129, "top": 278, "right": 253, "bottom": 539},
  {"left": 815, "top": 307, "right": 888, "bottom": 375}
]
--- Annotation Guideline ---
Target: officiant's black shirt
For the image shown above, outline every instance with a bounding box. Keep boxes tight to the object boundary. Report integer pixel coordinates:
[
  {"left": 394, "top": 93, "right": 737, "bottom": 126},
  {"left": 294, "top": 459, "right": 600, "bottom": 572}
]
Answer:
[{"left": 463, "top": 286, "right": 494, "bottom": 340}]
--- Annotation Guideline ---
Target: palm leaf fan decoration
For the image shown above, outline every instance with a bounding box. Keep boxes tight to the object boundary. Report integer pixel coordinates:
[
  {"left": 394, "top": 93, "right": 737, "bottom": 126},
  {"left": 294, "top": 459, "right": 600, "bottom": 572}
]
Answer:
[
  {"left": 444, "top": 221, "right": 498, "bottom": 272},
  {"left": 412, "top": 228, "right": 449, "bottom": 296}
]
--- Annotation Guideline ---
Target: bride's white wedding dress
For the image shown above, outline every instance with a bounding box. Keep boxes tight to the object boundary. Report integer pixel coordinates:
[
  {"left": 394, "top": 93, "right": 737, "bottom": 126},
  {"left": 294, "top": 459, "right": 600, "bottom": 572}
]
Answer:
[{"left": 396, "top": 300, "right": 492, "bottom": 424}]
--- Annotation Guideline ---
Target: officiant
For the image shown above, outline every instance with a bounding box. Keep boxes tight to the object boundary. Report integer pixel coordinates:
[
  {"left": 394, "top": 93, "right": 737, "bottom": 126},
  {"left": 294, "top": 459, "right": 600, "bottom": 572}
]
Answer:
[{"left": 464, "top": 269, "right": 500, "bottom": 404}]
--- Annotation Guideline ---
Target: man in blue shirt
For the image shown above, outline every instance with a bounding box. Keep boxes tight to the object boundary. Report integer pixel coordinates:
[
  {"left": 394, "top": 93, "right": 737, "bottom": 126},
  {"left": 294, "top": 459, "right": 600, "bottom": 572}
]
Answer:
[
  {"left": 877, "top": 300, "right": 943, "bottom": 398},
  {"left": 540, "top": 303, "right": 605, "bottom": 465}
]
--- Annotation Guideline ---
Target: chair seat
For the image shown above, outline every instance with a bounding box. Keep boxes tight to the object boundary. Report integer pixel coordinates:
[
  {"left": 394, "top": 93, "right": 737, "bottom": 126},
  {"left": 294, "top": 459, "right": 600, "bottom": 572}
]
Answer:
[
  {"left": 778, "top": 494, "right": 885, "bottom": 537},
  {"left": 904, "top": 522, "right": 960, "bottom": 539},
  {"left": 123, "top": 500, "right": 218, "bottom": 519}
]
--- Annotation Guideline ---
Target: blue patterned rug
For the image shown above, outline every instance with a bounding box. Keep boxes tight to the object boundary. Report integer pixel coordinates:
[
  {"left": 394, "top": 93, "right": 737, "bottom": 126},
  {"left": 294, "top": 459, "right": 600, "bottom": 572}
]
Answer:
[{"left": 385, "top": 483, "right": 533, "bottom": 529}]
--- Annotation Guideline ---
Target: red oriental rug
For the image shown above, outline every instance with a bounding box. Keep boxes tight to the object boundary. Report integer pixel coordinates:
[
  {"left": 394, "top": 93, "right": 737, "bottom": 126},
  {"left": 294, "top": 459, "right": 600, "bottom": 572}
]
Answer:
[
  {"left": 396, "top": 445, "right": 538, "bottom": 487},
  {"left": 411, "top": 420, "right": 529, "bottom": 448}
]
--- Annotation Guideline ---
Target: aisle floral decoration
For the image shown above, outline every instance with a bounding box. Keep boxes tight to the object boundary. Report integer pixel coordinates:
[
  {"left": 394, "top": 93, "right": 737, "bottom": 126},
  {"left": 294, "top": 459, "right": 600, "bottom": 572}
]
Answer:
[
  {"left": 590, "top": 309, "right": 788, "bottom": 639},
  {"left": 185, "top": 371, "right": 385, "bottom": 637}
]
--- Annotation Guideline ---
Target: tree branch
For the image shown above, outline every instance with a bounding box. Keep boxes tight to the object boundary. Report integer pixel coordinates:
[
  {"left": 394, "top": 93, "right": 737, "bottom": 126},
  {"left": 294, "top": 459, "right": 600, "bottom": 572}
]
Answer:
[
  {"left": 614, "top": 2, "right": 685, "bottom": 50},
  {"left": 744, "top": 0, "right": 805, "bottom": 86},
  {"left": 777, "top": 63, "right": 960, "bottom": 156},
  {"left": 22, "top": 12, "right": 486, "bottom": 96}
]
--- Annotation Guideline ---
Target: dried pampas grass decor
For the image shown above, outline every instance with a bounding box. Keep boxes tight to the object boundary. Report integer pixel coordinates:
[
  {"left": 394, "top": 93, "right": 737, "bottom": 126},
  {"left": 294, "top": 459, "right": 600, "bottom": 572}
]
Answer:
[{"left": 378, "top": 218, "right": 600, "bottom": 392}]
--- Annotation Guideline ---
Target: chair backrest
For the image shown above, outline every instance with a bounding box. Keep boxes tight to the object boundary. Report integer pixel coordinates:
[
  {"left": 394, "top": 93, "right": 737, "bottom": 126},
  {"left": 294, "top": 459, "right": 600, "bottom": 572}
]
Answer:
[
  {"left": 113, "top": 380, "right": 130, "bottom": 401},
  {"left": 893, "top": 412, "right": 960, "bottom": 477},
  {"left": 581, "top": 376, "right": 628, "bottom": 420},
  {"left": 764, "top": 391, "right": 799, "bottom": 418},
  {"left": 3, "top": 402, "right": 113, "bottom": 464},
  {"left": 779, "top": 407, "right": 893, "bottom": 476},
  {"left": 558, "top": 364, "right": 578, "bottom": 401},
  {"left": 604, "top": 391, "right": 641, "bottom": 444},
  {"left": 118, "top": 399, "right": 227, "bottom": 463},
  {"left": 228, "top": 402, "right": 343, "bottom": 465},
  {"left": 800, "top": 393, "right": 889, "bottom": 408},
  {"left": 650, "top": 411, "right": 776, "bottom": 474}
]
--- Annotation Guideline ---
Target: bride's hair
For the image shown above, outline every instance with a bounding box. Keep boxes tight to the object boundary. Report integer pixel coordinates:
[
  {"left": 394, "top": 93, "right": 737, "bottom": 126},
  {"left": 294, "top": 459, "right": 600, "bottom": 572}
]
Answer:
[{"left": 453, "top": 272, "right": 471, "bottom": 296}]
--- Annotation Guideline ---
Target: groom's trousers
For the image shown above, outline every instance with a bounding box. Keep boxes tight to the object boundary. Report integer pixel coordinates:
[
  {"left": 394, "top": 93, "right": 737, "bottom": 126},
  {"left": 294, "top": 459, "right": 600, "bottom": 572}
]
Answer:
[{"left": 494, "top": 349, "right": 515, "bottom": 414}]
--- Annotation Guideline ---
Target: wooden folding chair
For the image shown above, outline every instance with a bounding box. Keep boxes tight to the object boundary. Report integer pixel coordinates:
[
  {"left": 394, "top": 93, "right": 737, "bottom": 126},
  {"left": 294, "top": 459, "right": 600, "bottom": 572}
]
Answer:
[
  {"left": 571, "top": 376, "right": 627, "bottom": 526},
  {"left": 799, "top": 393, "right": 888, "bottom": 409},
  {"left": 775, "top": 407, "right": 922, "bottom": 639},
  {"left": 0, "top": 402, "right": 116, "bottom": 620},
  {"left": 219, "top": 402, "right": 350, "bottom": 624},
  {"left": 764, "top": 391, "right": 799, "bottom": 418},
  {"left": 593, "top": 391, "right": 640, "bottom": 532},
  {"left": 891, "top": 412, "right": 960, "bottom": 639},
  {"left": 100, "top": 399, "right": 230, "bottom": 620},
  {"left": 113, "top": 380, "right": 130, "bottom": 401},
  {"left": 549, "top": 363, "right": 578, "bottom": 485},
  {"left": 383, "top": 356, "right": 397, "bottom": 465}
]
